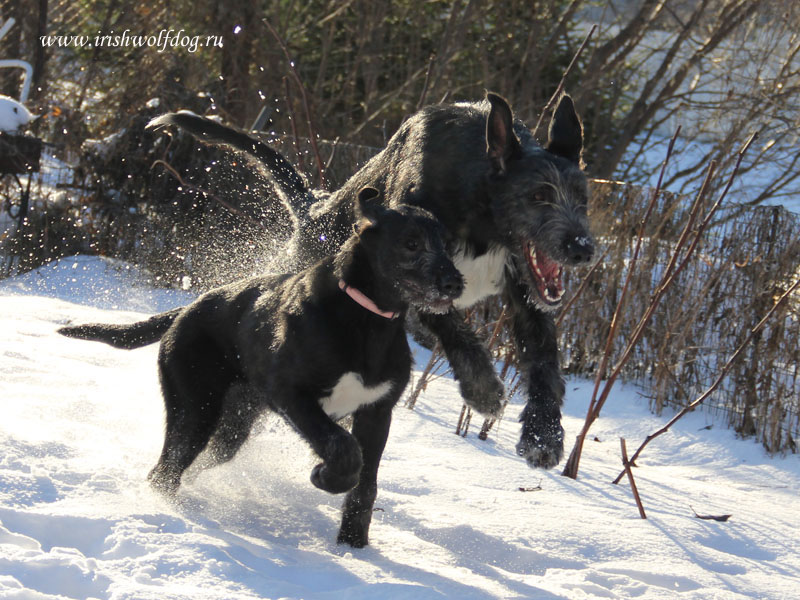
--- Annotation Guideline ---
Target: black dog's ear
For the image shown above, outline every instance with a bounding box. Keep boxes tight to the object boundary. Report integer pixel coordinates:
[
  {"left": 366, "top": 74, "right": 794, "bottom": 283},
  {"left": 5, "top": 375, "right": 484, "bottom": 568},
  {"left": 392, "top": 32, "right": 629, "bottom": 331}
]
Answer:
[
  {"left": 354, "top": 186, "right": 386, "bottom": 231},
  {"left": 545, "top": 94, "right": 583, "bottom": 166},
  {"left": 486, "top": 92, "right": 522, "bottom": 175}
]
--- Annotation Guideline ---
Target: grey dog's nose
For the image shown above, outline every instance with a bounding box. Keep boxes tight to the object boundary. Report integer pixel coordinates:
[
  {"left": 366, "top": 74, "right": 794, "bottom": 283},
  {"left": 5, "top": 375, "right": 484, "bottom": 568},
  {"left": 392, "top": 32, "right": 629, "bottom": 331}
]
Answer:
[{"left": 565, "top": 237, "right": 594, "bottom": 264}]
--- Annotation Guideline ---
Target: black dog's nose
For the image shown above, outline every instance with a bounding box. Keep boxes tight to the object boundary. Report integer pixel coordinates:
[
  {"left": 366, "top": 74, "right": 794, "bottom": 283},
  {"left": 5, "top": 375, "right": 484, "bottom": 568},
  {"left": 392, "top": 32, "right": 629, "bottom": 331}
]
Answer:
[
  {"left": 565, "top": 237, "right": 594, "bottom": 264},
  {"left": 438, "top": 266, "right": 464, "bottom": 298}
]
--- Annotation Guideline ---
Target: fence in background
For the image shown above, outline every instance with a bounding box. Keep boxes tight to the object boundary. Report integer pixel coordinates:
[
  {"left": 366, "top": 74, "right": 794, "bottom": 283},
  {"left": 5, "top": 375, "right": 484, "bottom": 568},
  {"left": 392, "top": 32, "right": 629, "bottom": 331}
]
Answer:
[{"left": 562, "top": 181, "right": 799, "bottom": 453}]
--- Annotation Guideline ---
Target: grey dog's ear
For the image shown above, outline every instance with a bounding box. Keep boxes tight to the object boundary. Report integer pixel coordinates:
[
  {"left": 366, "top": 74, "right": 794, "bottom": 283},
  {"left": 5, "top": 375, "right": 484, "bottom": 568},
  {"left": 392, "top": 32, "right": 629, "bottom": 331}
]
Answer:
[
  {"left": 486, "top": 91, "right": 522, "bottom": 176},
  {"left": 354, "top": 186, "right": 387, "bottom": 230},
  {"left": 545, "top": 94, "right": 584, "bottom": 166}
]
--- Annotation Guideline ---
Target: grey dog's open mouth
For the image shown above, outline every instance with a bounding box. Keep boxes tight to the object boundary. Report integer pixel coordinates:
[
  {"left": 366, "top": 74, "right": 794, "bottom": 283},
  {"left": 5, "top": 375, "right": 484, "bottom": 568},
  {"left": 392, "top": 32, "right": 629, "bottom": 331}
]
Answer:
[{"left": 524, "top": 242, "right": 565, "bottom": 306}]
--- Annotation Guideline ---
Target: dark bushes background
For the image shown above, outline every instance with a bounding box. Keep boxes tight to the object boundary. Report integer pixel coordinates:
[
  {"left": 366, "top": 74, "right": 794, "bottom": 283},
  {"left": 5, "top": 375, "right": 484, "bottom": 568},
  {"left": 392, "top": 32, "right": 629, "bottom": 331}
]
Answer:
[{"left": 0, "top": 0, "right": 798, "bottom": 452}]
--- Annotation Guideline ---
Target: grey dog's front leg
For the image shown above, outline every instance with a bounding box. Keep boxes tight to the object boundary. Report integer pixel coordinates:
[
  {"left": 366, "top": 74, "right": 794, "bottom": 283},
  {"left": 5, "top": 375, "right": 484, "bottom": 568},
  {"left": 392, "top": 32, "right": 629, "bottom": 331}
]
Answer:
[
  {"left": 417, "top": 311, "right": 504, "bottom": 417},
  {"left": 504, "top": 281, "right": 565, "bottom": 469}
]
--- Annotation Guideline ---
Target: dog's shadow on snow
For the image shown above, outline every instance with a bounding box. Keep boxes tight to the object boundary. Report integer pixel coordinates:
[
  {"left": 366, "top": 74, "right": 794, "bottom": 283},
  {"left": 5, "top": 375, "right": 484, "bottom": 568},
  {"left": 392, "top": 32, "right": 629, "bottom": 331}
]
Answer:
[
  {"left": 370, "top": 497, "right": 580, "bottom": 595},
  {"left": 163, "top": 424, "right": 566, "bottom": 599},
  {"left": 177, "top": 489, "right": 565, "bottom": 600}
]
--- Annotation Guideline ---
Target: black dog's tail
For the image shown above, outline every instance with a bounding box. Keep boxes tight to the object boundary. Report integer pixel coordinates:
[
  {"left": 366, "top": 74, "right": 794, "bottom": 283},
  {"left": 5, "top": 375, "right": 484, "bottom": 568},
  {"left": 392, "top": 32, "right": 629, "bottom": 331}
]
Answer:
[
  {"left": 147, "top": 111, "right": 312, "bottom": 222},
  {"left": 57, "top": 308, "right": 182, "bottom": 349}
]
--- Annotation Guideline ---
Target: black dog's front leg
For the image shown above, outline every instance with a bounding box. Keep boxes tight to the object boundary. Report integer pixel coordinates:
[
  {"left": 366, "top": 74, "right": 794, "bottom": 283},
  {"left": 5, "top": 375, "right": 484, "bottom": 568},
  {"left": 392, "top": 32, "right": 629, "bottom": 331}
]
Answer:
[
  {"left": 417, "top": 311, "right": 505, "bottom": 417},
  {"left": 280, "top": 399, "right": 363, "bottom": 494},
  {"left": 505, "top": 281, "right": 566, "bottom": 469},
  {"left": 337, "top": 402, "right": 393, "bottom": 548}
]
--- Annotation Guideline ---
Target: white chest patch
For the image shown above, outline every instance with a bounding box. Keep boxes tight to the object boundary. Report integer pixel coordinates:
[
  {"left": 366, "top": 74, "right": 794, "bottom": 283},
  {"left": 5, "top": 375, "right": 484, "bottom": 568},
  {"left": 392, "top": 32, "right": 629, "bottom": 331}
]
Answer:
[
  {"left": 452, "top": 246, "right": 510, "bottom": 308},
  {"left": 319, "top": 372, "right": 393, "bottom": 420}
]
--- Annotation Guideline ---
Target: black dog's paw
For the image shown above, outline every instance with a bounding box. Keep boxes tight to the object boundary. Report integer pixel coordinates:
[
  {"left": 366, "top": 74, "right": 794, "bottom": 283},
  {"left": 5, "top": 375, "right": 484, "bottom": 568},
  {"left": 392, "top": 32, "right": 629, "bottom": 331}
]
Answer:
[
  {"left": 459, "top": 372, "right": 505, "bottom": 418},
  {"left": 516, "top": 407, "right": 564, "bottom": 469},
  {"left": 337, "top": 526, "right": 368, "bottom": 548},
  {"left": 147, "top": 464, "right": 182, "bottom": 499},
  {"left": 311, "top": 463, "right": 360, "bottom": 494}
]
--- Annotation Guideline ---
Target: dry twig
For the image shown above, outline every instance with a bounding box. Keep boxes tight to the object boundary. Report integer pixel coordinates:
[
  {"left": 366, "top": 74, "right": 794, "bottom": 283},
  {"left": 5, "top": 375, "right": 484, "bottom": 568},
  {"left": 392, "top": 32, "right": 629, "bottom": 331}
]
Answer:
[
  {"left": 405, "top": 344, "right": 445, "bottom": 410},
  {"left": 262, "top": 18, "right": 327, "bottom": 189},
  {"left": 532, "top": 24, "right": 597, "bottom": 139},
  {"left": 620, "top": 437, "right": 647, "bottom": 518},
  {"left": 562, "top": 127, "right": 682, "bottom": 479},
  {"left": 564, "top": 132, "right": 758, "bottom": 479},
  {"left": 613, "top": 273, "right": 800, "bottom": 485}
]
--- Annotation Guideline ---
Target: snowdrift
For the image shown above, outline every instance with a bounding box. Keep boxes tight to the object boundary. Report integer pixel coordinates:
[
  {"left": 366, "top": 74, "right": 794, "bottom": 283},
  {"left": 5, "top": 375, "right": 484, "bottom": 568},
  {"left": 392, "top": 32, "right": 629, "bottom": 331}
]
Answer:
[{"left": 1, "top": 256, "right": 799, "bottom": 599}]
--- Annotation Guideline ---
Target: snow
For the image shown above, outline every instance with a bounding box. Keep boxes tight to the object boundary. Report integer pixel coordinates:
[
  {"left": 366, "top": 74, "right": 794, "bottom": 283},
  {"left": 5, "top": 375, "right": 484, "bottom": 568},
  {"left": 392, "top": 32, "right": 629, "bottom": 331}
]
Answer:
[
  {"left": 1, "top": 255, "right": 799, "bottom": 599},
  {"left": 621, "top": 133, "right": 800, "bottom": 214}
]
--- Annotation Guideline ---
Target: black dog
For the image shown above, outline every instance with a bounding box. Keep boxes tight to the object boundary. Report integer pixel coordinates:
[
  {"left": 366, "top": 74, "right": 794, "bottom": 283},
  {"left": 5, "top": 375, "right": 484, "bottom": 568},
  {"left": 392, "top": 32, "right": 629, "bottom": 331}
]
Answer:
[
  {"left": 59, "top": 187, "right": 464, "bottom": 547},
  {"left": 149, "top": 92, "right": 594, "bottom": 469}
]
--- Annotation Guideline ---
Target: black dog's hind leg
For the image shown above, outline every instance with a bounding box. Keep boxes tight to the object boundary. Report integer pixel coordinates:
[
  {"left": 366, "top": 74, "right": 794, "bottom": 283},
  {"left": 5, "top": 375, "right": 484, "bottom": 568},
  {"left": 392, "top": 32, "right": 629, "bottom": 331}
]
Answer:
[
  {"left": 278, "top": 398, "right": 363, "bottom": 495},
  {"left": 148, "top": 339, "right": 236, "bottom": 496},
  {"left": 196, "top": 383, "right": 260, "bottom": 470},
  {"left": 417, "top": 311, "right": 505, "bottom": 417},
  {"left": 337, "top": 402, "right": 393, "bottom": 548},
  {"left": 505, "top": 279, "right": 565, "bottom": 469}
]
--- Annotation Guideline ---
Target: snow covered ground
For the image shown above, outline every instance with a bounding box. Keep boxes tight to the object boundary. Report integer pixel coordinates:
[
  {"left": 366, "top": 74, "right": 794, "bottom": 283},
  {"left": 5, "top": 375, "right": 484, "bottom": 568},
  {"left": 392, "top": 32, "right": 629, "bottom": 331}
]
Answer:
[{"left": 1, "top": 256, "right": 799, "bottom": 599}]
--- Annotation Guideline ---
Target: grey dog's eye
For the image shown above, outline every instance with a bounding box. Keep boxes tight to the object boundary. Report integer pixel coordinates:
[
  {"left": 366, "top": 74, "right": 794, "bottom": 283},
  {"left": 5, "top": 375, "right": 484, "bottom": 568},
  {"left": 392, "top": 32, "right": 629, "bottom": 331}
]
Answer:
[{"left": 405, "top": 239, "right": 419, "bottom": 251}]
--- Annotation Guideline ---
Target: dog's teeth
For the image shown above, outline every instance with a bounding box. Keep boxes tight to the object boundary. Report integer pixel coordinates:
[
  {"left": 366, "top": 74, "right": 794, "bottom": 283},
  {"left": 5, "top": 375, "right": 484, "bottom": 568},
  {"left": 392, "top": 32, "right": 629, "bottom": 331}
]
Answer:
[
  {"left": 543, "top": 286, "right": 565, "bottom": 303},
  {"left": 530, "top": 250, "right": 544, "bottom": 277}
]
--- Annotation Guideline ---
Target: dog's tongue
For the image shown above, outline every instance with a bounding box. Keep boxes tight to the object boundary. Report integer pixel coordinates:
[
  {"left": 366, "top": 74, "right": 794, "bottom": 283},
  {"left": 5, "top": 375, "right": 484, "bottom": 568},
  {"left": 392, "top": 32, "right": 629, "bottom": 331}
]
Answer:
[{"left": 527, "top": 244, "right": 564, "bottom": 304}]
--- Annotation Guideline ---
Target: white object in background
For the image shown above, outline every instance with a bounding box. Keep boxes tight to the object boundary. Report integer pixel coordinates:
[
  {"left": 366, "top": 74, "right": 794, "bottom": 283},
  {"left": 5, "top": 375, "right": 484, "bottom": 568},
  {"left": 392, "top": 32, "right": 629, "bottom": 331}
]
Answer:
[
  {"left": 0, "top": 17, "right": 15, "bottom": 43},
  {"left": 0, "top": 19, "right": 35, "bottom": 102},
  {"left": 0, "top": 94, "right": 37, "bottom": 132}
]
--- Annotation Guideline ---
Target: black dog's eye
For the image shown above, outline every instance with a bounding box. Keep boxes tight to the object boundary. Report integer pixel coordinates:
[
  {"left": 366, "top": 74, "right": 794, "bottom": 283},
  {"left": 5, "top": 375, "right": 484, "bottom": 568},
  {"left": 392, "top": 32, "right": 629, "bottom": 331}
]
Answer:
[{"left": 405, "top": 239, "right": 419, "bottom": 251}]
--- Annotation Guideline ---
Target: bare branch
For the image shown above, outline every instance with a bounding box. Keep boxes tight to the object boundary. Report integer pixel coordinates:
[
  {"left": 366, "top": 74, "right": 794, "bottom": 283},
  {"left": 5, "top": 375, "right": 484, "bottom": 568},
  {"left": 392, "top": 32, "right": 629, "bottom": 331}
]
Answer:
[
  {"left": 613, "top": 273, "right": 800, "bottom": 485},
  {"left": 532, "top": 24, "right": 597, "bottom": 139},
  {"left": 262, "top": 17, "right": 327, "bottom": 189},
  {"left": 620, "top": 438, "right": 647, "bottom": 519},
  {"left": 562, "top": 127, "right": 680, "bottom": 479}
]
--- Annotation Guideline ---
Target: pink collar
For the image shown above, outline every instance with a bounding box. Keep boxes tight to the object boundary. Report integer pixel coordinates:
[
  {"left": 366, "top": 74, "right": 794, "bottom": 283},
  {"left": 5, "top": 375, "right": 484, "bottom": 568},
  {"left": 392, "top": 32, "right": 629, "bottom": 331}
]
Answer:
[{"left": 338, "top": 279, "right": 398, "bottom": 320}]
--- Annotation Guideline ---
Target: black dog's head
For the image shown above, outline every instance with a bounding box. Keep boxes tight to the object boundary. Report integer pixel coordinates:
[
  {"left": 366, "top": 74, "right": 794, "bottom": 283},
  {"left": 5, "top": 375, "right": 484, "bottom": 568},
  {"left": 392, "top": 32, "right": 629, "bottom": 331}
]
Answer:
[
  {"left": 351, "top": 187, "right": 464, "bottom": 314},
  {"left": 485, "top": 92, "right": 595, "bottom": 311}
]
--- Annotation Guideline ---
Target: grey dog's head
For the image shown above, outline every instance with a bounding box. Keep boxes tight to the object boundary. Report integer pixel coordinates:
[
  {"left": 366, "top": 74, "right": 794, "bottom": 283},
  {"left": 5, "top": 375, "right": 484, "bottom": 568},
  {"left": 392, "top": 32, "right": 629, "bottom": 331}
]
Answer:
[
  {"left": 484, "top": 93, "right": 595, "bottom": 311},
  {"left": 352, "top": 187, "right": 463, "bottom": 313}
]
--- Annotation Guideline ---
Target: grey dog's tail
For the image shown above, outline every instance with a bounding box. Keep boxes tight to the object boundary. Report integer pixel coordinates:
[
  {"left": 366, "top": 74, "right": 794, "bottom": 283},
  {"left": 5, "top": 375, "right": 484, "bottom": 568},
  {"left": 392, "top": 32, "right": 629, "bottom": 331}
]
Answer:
[
  {"left": 57, "top": 308, "right": 182, "bottom": 349},
  {"left": 147, "top": 110, "right": 311, "bottom": 222}
]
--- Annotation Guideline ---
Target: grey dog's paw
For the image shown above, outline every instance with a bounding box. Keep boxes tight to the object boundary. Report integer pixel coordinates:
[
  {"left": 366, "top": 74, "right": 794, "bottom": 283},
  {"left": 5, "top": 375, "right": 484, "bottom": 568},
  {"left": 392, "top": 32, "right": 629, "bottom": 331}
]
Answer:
[
  {"left": 459, "top": 372, "right": 505, "bottom": 418},
  {"left": 516, "top": 408, "right": 564, "bottom": 469}
]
